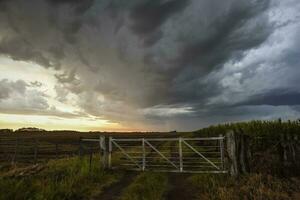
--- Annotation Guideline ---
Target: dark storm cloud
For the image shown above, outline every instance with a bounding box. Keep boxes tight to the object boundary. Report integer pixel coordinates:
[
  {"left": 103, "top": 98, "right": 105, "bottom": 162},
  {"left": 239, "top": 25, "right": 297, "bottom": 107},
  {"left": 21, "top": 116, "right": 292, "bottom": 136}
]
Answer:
[
  {"left": 137, "top": 0, "right": 273, "bottom": 110},
  {"left": 130, "top": 0, "right": 189, "bottom": 35},
  {"left": 173, "top": 0, "right": 271, "bottom": 75},
  {"left": 0, "top": 37, "right": 52, "bottom": 68},
  {"left": 47, "top": 0, "right": 95, "bottom": 14},
  {"left": 238, "top": 89, "right": 300, "bottom": 106},
  {"left": 47, "top": 0, "right": 95, "bottom": 45}
]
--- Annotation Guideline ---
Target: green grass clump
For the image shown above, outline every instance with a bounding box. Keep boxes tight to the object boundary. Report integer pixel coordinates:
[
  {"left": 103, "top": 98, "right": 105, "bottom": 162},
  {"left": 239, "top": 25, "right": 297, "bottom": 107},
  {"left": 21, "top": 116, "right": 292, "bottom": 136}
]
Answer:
[
  {"left": 121, "top": 172, "right": 168, "bottom": 200},
  {"left": 0, "top": 156, "right": 121, "bottom": 200},
  {"left": 188, "top": 173, "right": 300, "bottom": 200}
]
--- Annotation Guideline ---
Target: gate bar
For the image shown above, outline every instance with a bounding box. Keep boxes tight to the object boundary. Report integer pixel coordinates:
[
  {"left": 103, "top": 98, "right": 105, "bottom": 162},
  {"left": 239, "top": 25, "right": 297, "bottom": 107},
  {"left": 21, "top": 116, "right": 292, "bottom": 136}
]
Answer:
[
  {"left": 144, "top": 140, "right": 178, "bottom": 169},
  {"left": 182, "top": 140, "right": 220, "bottom": 170},
  {"left": 83, "top": 136, "right": 224, "bottom": 143},
  {"left": 111, "top": 140, "right": 142, "bottom": 169}
]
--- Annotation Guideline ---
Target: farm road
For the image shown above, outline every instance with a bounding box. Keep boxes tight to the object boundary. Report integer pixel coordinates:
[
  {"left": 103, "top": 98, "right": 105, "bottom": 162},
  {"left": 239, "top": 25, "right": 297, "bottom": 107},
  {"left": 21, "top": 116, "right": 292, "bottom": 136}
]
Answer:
[
  {"left": 94, "top": 171, "right": 137, "bottom": 200},
  {"left": 166, "top": 141, "right": 195, "bottom": 200},
  {"left": 166, "top": 173, "right": 195, "bottom": 200}
]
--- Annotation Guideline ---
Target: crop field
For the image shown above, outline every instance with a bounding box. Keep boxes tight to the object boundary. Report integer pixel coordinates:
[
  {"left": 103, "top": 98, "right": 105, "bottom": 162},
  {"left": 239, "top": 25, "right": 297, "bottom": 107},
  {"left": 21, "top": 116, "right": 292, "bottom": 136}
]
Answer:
[
  {"left": 0, "top": 120, "right": 300, "bottom": 200},
  {"left": 0, "top": 131, "right": 180, "bottom": 166}
]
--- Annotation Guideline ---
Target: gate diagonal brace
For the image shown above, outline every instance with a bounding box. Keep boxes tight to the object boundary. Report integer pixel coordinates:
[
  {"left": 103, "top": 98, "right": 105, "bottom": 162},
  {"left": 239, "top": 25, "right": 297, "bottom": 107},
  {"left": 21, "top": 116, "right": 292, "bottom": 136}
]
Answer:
[
  {"left": 144, "top": 140, "right": 178, "bottom": 169},
  {"left": 111, "top": 140, "right": 142, "bottom": 170},
  {"left": 182, "top": 140, "right": 220, "bottom": 170}
]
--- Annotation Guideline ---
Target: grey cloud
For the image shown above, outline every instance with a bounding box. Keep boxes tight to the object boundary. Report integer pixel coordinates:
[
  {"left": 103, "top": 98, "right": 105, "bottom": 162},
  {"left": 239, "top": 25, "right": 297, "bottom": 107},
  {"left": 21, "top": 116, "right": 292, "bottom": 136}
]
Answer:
[
  {"left": 238, "top": 89, "right": 300, "bottom": 106},
  {"left": 47, "top": 0, "right": 95, "bottom": 14},
  {"left": 0, "top": 37, "right": 53, "bottom": 68},
  {"left": 134, "top": 0, "right": 273, "bottom": 110},
  {"left": 0, "top": 0, "right": 93, "bottom": 69},
  {"left": 55, "top": 69, "right": 83, "bottom": 95},
  {"left": 30, "top": 81, "right": 43, "bottom": 87},
  {"left": 173, "top": 0, "right": 271, "bottom": 75},
  {"left": 0, "top": 79, "right": 81, "bottom": 119},
  {"left": 0, "top": 79, "right": 50, "bottom": 115},
  {"left": 0, "top": 79, "right": 27, "bottom": 99},
  {"left": 55, "top": 69, "right": 78, "bottom": 84},
  {"left": 130, "top": 0, "right": 189, "bottom": 36},
  {"left": 0, "top": 105, "right": 84, "bottom": 119},
  {"left": 54, "top": 84, "right": 69, "bottom": 102}
]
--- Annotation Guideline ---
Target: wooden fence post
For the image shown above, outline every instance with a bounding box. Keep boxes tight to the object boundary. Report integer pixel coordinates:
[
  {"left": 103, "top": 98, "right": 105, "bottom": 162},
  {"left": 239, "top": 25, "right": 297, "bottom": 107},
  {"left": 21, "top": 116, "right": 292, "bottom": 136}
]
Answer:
[
  {"left": 99, "top": 135, "right": 107, "bottom": 169},
  {"left": 142, "top": 138, "right": 146, "bottom": 171},
  {"left": 89, "top": 147, "right": 93, "bottom": 173},
  {"left": 179, "top": 137, "right": 183, "bottom": 172},
  {"left": 108, "top": 136, "right": 112, "bottom": 169},
  {"left": 78, "top": 137, "right": 83, "bottom": 158},
  {"left": 278, "top": 133, "right": 300, "bottom": 176},
  {"left": 226, "top": 130, "right": 250, "bottom": 176},
  {"left": 219, "top": 134, "right": 224, "bottom": 170}
]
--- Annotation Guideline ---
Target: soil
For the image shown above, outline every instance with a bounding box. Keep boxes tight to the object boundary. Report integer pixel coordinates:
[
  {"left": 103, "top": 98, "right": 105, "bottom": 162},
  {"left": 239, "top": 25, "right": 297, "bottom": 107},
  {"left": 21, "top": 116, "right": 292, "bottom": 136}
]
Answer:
[{"left": 166, "top": 173, "right": 196, "bottom": 200}]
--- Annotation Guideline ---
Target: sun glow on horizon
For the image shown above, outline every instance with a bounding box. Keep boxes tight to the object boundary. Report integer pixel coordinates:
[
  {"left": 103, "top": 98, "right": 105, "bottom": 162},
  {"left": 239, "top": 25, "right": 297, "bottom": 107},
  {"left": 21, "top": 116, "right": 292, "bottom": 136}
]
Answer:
[{"left": 0, "top": 113, "right": 132, "bottom": 132}]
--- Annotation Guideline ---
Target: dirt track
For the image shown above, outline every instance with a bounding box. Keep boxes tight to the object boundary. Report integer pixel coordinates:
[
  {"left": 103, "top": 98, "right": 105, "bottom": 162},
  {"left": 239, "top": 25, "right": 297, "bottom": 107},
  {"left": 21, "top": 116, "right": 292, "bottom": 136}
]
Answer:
[{"left": 95, "top": 171, "right": 137, "bottom": 200}]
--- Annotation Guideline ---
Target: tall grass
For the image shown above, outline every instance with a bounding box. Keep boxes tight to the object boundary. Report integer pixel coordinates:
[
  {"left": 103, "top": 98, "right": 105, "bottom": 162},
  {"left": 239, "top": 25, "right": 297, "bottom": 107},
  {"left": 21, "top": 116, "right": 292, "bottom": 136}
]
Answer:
[
  {"left": 188, "top": 173, "right": 300, "bottom": 200},
  {"left": 195, "top": 119, "right": 300, "bottom": 137},
  {"left": 120, "top": 172, "right": 168, "bottom": 200},
  {"left": 0, "top": 156, "right": 121, "bottom": 200}
]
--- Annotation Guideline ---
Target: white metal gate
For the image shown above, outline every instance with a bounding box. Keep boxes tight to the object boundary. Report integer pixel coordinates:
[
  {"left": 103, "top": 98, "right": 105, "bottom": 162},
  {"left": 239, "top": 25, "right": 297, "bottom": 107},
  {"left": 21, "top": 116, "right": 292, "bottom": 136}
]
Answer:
[{"left": 108, "top": 136, "right": 226, "bottom": 173}]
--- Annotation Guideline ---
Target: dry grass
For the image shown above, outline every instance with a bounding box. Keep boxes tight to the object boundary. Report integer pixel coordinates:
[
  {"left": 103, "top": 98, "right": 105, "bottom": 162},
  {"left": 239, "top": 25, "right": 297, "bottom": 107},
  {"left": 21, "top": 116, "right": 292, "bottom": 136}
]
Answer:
[
  {"left": 0, "top": 156, "right": 122, "bottom": 200},
  {"left": 188, "top": 173, "right": 300, "bottom": 200}
]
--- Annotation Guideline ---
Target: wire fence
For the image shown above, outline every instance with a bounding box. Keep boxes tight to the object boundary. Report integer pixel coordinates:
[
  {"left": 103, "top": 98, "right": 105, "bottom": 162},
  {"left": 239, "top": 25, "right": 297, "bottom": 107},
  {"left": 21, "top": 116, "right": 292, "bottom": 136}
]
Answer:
[{"left": 0, "top": 136, "right": 99, "bottom": 165}]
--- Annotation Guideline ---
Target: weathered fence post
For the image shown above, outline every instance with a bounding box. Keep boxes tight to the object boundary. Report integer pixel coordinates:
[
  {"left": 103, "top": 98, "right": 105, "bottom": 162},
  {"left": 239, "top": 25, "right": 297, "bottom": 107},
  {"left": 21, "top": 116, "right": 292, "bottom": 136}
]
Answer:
[
  {"left": 142, "top": 138, "right": 146, "bottom": 171},
  {"left": 78, "top": 137, "right": 83, "bottom": 158},
  {"left": 219, "top": 134, "right": 224, "bottom": 170},
  {"left": 226, "top": 130, "right": 250, "bottom": 176},
  {"left": 278, "top": 133, "right": 300, "bottom": 176},
  {"left": 179, "top": 137, "right": 183, "bottom": 172},
  {"left": 89, "top": 147, "right": 93, "bottom": 173},
  {"left": 108, "top": 136, "right": 112, "bottom": 169},
  {"left": 99, "top": 135, "right": 107, "bottom": 169}
]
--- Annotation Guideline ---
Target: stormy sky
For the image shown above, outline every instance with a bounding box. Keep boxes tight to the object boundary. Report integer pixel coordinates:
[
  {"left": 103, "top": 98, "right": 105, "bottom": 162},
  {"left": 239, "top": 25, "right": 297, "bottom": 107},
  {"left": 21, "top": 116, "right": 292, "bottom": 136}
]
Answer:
[{"left": 0, "top": 0, "right": 300, "bottom": 131}]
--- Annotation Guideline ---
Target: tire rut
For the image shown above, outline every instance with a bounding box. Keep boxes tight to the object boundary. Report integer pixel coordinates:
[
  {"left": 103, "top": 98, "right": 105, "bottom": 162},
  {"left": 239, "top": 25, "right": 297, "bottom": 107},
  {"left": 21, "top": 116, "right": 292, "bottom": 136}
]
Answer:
[
  {"left": 166, "top": 173, "right": 195, "bottom": 200},
  {"left": 94, "top": 171, "right": 137, "bottom": 200},
  {"left": 166, "top": 141, "right": 194, "bottom": 200}
]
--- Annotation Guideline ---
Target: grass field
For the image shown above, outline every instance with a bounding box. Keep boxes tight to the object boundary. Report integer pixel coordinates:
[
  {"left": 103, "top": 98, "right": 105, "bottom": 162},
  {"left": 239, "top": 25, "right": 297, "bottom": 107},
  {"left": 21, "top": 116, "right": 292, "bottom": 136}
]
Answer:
[
  {"left": 0, "top": 120, "right": 300, "bottom": 200},
  {"left": 0, "top": 156, "right": 299, "bottom": 200}
]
